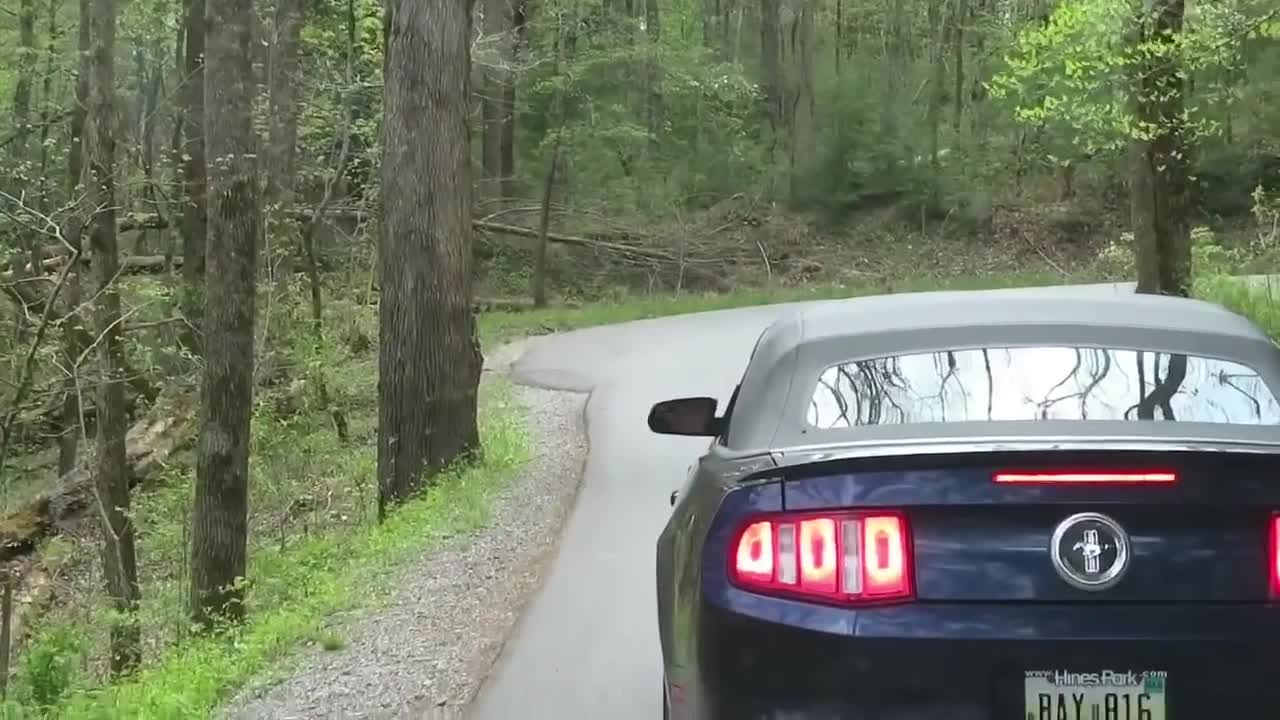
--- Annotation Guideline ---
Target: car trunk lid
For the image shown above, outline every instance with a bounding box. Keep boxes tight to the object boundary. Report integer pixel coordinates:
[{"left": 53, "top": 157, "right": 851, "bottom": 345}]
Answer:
[{"left": 778, "top": 449, "right": 1280, "bottom": 604}]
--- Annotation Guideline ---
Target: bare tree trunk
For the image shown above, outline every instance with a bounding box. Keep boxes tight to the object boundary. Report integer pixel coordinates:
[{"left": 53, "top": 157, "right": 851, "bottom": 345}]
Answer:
[
  {"left": 951, "top": 0, "right": 965, "bottom": 132},
  {"left": 88, "top": 0, "right": 142, "bottom": 675},
  {"left": 644, "top": 0, "right": 662, "bottom": 154},
  {"left": 533, "top": 146, "right": 560, "bottom": 308},
  {"left": 266, "top": 0, "right": 303, "bottom": 281},
  {"left": 499, "top": 0, "right": 526, "bottom": 198},
  {"left": 834, "top": 0, "right": 842, "bottom": 80},
  {"left": 1131, "top": 0, "right": 1191, "bottom": 297},
  {"left": 702, "top": 0, "right": 715, "bottom": 47},
  {"left": 12, "top": 0, "right": 36, "bottom": 162},
  {"left": 718, "top": 0, "right": 734, "bottom": 55},
  {"left": 58, "top": 0, "right": 94, "bottom": 479},
  {"left": 190, "top": 0, "right": 259, "bottom": 629},
  {"left": 927, "top": 0, "right": 945, "bottom": 212},
  {"left": 34, "top": 0, "right": 59, "bottom": 211},
  {"left": 137, "top": 51, "right": 164, "bottom": 255},
  {"left": 378, "top": 0, "right": 484, "bottom": 515},
  {"left": 481, "top": 0, "right": 510, "bottom": 195},
  {"left": 788, "top": 0, "right": 815, "bottom": 198},
  {"left": 180, "top": 0, "right": 208, "bottom": 350},
  {"left": 759, "top": 0, "right": 782, "bottom": 132},
  {"left": 880, "top": 0, "right": 905, "bottom": 143}
]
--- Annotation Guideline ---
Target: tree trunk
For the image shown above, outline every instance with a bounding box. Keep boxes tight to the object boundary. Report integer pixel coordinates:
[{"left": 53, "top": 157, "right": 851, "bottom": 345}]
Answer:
[
  {"left": 378, "top": 0, "right": 484, "bottom": 515},
  {"left": 180, "top": 0, "right": 208, "bottom": 349},
  {"left": 499, "top": 0, "right": 525, "bottom": 198},
  {"left": 880, "top": 0, "right": 905, "bottom": 143},
  {"left": 788, "top": 0, "right": 815, "bottom": 197},
  {"left": 266, "top": 0, "right": 302, "bottom": 274},
  {"left": 702, "top": 0, "right": 715, "bottom": 48},
  {"left": 481, "top": 0, "right": 509, "bottom": 195},
  {"left": 927, "top": 0, "right": 945, "bottom": 212},
  {"left": 645, "top": 0, "right": 662, "bottom": 154},
  {"left": 951, "top": 0, "right": 965, "bottom": 132},
  {"left": 759, "top": 0, "right": 782, "bottom": 131},
  {"left": 834, "top": 0, "right": 842, "bottom": 79},
  {"left": 190, "top": 0, "right": 259, "bottom": 629},
  {"left": 58, "top": 0, "right": 94, "bottom": 479},
  {"left": 138, "top": 52, "right": 164, "bottom": 255},
  {"left": 33, "top": 0, "right": 59, "bottom": 210},
  {"left": 533, "top": 145, "right": 560, "bottom": 308},
  {"left": 1131, "top": 0, "right": 1191, "bottom": 297},
  {"left": 12, "top": 0, "right": 36, "bottom": 162},
  {"left": 88, "top": 0, "right": 142, "bottom": 675}
]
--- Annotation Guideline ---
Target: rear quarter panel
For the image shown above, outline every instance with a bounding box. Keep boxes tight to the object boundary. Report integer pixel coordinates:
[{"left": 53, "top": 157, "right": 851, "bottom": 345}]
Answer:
[{"left": 656, "top": 450, "right": 781, "bottom": 677}]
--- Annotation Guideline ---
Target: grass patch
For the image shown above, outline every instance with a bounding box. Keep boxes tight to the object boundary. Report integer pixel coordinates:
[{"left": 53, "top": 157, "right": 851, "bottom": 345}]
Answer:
[
  {"left": 1196, "top": 275, "right": 1280, "bottom": 337},
  {"left": 3, "top": 380, "right": 528, "bottom": 719}
]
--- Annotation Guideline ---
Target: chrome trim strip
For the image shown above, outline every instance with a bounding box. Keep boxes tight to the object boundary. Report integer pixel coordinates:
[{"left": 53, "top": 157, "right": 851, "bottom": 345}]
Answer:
[{"left": 771, "top": 436, "right": 1280, "bottom": 466}]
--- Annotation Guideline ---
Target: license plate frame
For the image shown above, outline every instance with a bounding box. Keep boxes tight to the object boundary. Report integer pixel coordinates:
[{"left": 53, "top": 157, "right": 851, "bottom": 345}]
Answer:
[{"left": 1023, "top": 669, "right": 1167, "bottom": 720}]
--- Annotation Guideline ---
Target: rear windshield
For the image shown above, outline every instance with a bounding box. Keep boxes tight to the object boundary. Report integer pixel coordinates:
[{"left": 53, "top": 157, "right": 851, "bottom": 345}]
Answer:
[{"left": 806, "top": 346, "right": 1280, "bottom": 428}]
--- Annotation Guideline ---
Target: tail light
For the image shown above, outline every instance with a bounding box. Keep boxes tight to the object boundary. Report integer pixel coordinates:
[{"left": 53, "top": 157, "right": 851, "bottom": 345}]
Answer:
[
  {"left": 1269, "top": 514, "right": 1280, "bottom": 599},
  {"left": 730, "top": 511, "right": 913, "bottom": 604},
  {"left": 993, "top": 470, "right": 1177, "bottom": 485}
]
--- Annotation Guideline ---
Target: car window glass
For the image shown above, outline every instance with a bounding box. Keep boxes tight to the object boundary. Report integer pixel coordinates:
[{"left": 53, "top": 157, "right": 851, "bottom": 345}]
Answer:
[{"left": 806, "top": 346, "right": 1280, "bottom": 428}]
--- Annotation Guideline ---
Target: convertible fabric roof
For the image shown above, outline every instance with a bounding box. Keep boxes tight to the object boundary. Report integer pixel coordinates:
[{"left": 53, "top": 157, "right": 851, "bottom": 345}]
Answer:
[{"left": 723, "top": 286, "right": 1280, "bottom": 452}]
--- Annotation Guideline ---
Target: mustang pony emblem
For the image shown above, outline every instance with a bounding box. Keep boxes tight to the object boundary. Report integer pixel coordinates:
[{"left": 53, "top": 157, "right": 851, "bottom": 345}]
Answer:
[
  {"left": 1050, "top": 513, "right": 1130, "bottom": 591},
  {"left": 1072, "top": 529, "right": 1104, "bottom": 574}
]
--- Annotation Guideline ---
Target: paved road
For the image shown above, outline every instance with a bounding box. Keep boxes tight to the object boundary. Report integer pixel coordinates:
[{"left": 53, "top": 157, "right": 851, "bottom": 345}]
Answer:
[{"left": 464, "top": 279, "right": 1273, "bottom": 719}]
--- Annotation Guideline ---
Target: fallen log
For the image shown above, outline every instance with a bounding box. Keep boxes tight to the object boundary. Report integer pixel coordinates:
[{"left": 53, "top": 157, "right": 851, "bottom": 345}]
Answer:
[
  {"left": 472, "top": 296, "right": 582, "bottom": 313},
  {"left": 5, "top": 210, "right": 686, "bottom": 271},
  {"left": 0, "top": 391, "right": 196, "bottom": 564},
  {"left": 471, "top": 219, "right": 679, "bottom": 262}
]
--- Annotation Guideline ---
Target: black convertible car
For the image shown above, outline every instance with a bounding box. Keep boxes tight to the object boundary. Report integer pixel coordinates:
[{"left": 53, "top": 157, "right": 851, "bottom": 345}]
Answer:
[{"left": 651, "top": 288, "right": 1280, "bottom": 720}]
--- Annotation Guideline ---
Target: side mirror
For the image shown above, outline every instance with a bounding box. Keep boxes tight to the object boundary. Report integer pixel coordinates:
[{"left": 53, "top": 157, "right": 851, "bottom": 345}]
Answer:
[{"left": 648, "top": 397, "right": 722, "bottom": 437}]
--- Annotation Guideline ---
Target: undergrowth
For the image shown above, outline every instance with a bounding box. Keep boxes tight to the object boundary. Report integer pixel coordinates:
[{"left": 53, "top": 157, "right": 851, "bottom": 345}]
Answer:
[
  {"left": 0, "top": 283, "right": 530, "bottom": 718},
  {"left": 3, "top": 381, "right": 526, "bottom": 719}
]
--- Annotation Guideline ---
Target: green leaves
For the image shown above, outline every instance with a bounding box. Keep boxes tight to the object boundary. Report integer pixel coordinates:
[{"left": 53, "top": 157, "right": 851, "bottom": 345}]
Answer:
[{"left": 989, "top": 0, "right": 1262, "bottom": 157}]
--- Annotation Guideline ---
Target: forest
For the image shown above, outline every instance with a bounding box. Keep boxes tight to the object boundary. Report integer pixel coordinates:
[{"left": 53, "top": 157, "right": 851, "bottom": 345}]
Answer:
[{"left": 0, "top": 0, "right": 1277, "bottom": 714}]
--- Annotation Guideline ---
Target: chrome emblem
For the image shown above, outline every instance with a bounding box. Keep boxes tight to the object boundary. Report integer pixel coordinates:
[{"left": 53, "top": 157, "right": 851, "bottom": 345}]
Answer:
[{"left": 1049, "top": 512, "right": 1130, "bottom": 591}]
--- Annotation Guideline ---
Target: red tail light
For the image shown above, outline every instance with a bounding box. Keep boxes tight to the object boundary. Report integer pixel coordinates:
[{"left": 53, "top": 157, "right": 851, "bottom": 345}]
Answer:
[
  {"left": 1269, "top": 514, "right": 1280, "bottom": 599},
  {"left": 730, "top": 511, "right": 913, "bottom": 604},
  {"left": 993, "top": 470, "right": 1177, "bottom": 485}
]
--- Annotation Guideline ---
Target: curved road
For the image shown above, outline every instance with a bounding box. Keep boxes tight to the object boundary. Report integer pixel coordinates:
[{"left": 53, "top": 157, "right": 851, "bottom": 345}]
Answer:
[{"left": 465, "top": 279, "right": 1269, "bottom": 719}]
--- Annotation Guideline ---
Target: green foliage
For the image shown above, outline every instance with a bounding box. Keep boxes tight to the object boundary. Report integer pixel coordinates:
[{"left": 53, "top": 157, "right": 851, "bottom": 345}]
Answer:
[
  {"left": 989, "top": 0, "right": 1268, "bottom": 156},
  {"left": 1197, "top": 276, "right": 1280, "bottom": 341},
  {"left": 1094, "top": 224, "right": 1251, "bottom": 280},
  {"left": 519, "top": 7, "right": 765, "bottom": 212},
  {"left": 15, "top": 622, "right": 85, "bottom": 710},
  {"left": 792, "top": 84, "right": 935, "bottom": 219}
]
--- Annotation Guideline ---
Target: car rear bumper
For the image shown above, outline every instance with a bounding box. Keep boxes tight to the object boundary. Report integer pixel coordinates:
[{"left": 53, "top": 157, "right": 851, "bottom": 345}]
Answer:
[{"left": 685, "top": 600, "right": 1280, "bottom": 720}]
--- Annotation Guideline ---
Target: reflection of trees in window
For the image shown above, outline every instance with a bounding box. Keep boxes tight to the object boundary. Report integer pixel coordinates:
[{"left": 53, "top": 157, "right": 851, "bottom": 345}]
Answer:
[
  {"left": 809, "top": 345, "right": 1279, "bottom": 428},
  {"left": 1036, "top": 348, "right": 1114, "bottom": 420},
  {"left": 814, "top": 372, "right": 850, "bottom": 427},
  {"left": 1125, "top": 352, "right": 1188, "bottom": 420},
  {"left": 848, "top": 358, "right": 908, "bottom": 425},
  {"left": 929, "top": 351, "right": 965, "bottom": 422},
  {"left": 982, "top": 349, "right": 994, "bottom": 420},
  {"left": 811, "top": 357, "right": 912, "bottom": 428},
  {"left": 1218, "top": 371, "right": 1263, "bottom": 421}
]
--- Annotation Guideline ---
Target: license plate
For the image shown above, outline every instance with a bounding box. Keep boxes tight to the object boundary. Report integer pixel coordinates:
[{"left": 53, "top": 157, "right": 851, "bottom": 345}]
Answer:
[{"left": 1023, "top": 669, "right": 1166, "bottom": 720}]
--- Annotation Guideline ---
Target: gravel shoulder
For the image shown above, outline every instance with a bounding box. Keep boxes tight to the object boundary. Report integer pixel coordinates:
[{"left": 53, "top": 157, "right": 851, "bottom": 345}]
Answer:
[{"left": 222, "top": 346, "right": 589, "bottom": 719}]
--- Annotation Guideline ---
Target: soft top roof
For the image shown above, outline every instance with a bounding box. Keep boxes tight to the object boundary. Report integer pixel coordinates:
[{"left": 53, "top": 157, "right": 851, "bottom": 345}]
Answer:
[{"left": 723, "top": 287, "right": 1280, "bottom": 452}]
